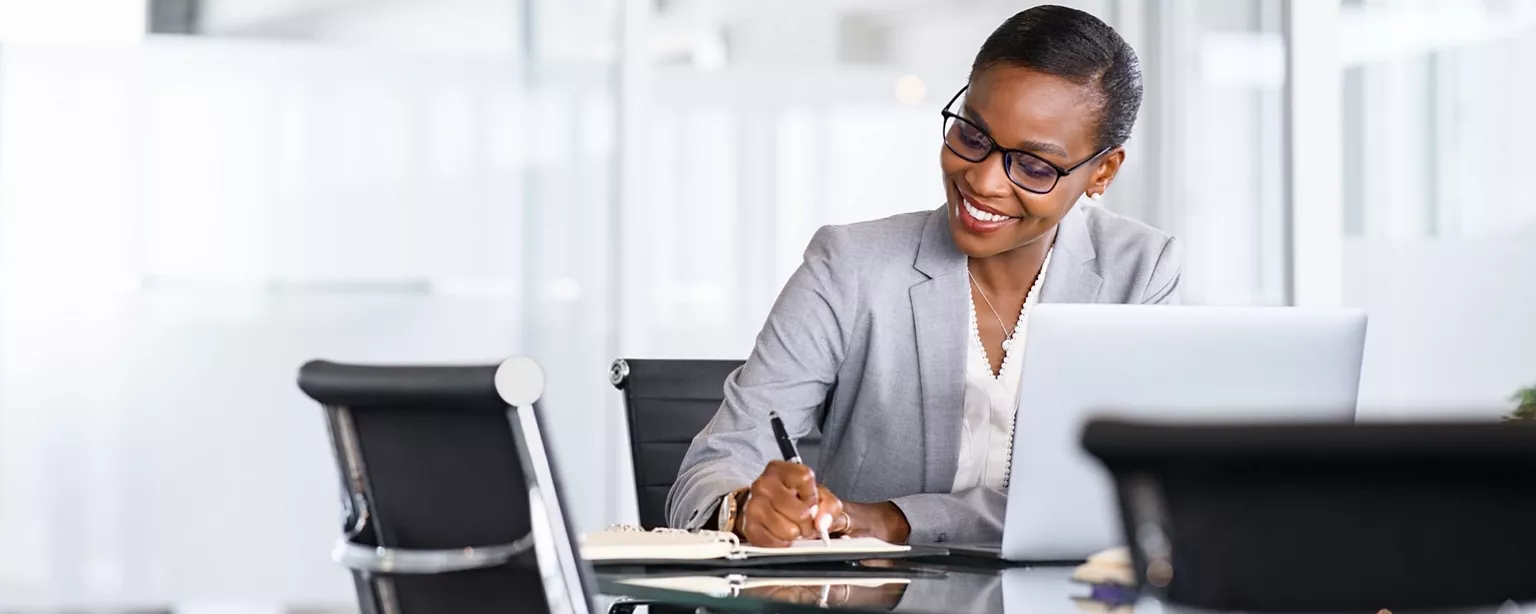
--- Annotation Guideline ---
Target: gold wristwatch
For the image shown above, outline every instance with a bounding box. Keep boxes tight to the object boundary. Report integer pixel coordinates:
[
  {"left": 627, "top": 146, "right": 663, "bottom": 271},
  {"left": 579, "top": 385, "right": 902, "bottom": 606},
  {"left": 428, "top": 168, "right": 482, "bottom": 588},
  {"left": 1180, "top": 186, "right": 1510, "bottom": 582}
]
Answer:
[{"left": 716, "top": 488, "right": 749, "bottom": 534}]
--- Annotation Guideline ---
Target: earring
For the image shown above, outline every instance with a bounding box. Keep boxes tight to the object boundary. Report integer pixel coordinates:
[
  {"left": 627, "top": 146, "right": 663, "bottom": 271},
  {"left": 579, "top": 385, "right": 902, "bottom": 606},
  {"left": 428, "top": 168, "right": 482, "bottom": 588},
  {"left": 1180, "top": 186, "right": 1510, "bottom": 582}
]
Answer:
[{"left": 1088, "top": 192, "right": 1103, "bottom": 201}]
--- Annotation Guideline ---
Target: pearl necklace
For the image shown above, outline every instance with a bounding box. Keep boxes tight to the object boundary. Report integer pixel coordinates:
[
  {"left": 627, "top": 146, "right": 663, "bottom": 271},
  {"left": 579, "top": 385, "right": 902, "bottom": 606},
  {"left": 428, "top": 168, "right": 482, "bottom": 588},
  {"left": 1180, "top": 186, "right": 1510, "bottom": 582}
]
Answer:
[{"left": 968, "top": 248, "right": 1053, "bottom": 354}]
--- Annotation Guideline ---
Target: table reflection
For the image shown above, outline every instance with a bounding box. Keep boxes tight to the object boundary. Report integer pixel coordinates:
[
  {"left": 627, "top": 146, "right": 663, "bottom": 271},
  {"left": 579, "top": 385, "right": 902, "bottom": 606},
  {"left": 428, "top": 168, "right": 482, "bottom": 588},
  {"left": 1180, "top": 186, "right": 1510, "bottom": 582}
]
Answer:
[{"left": 606, "top": 565, "right": 1140, "bottom": 614}]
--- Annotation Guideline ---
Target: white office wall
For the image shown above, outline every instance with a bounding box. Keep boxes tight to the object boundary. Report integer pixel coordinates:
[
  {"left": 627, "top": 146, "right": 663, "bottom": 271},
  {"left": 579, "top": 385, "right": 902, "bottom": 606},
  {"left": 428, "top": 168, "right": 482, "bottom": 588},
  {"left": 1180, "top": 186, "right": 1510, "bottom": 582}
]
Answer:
[
  {"left": 0, "top": 37, "right": 617, "bottom": 609},
  {"left": 0, "top": 0, "right": 146, "bottom": 44},
  {"left": 1161, "top": 0, "right": 1287, "bottom": 306},
  {"left": 1345, "top": 239, "right": 1536, "bottom": 417},
  {"left": 1338, "top": 1, "right": 1536, "bottom": 419},
  {"left": 617, "top": 69, "right": 940, "bottom": 359},
  {"left": 205, "top": 0, "right": 523, "bottom": 58}
]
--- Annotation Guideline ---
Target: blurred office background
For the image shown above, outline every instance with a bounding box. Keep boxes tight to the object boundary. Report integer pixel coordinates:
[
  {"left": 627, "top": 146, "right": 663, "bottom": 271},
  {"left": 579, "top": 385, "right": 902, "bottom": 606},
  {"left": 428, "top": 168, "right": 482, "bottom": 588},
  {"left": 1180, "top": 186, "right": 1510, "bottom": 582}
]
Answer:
[{"left": 0, "top": 0, "right": 1531, "bottom": 610}]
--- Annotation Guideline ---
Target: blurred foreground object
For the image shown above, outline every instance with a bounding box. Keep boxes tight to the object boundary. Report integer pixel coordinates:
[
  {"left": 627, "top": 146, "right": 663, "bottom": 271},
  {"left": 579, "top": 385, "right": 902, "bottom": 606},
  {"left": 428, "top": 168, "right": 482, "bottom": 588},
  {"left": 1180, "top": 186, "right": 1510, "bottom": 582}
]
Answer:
[
  {"left": 1084, "top": 420, "right": 1536, "bottom": 613},
  {"left": 1072, "top": 547, "right": 1134, "bottom": 587}
]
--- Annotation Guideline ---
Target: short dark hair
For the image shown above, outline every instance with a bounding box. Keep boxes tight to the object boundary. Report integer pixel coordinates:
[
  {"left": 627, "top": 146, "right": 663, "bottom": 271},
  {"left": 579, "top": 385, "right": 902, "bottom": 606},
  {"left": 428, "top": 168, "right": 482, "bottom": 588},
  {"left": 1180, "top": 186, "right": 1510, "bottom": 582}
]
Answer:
[{"left": 969, "top": 5, "right": 1143, "bottom": 151}]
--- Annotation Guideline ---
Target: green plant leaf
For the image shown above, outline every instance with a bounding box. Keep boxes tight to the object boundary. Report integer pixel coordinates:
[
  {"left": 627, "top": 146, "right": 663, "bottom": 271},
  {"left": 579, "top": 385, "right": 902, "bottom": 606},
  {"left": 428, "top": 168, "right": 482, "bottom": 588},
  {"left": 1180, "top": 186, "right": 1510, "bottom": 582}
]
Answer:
[{"left": 1512, "top": 386, "right": 1536, "bottom": 421}]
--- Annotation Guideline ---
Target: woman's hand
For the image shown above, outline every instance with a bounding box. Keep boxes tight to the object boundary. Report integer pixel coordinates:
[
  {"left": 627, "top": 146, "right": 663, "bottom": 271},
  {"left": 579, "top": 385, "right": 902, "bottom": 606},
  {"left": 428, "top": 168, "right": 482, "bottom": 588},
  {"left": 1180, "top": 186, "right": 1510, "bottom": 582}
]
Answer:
[
  {"left": 739, "top": 460, "right": 839, "bottom": 547},
  {"left": 736, "top": 461, "right": 911, "bottom": 546},
  {"left": 840, "top": 499, "right": 912, "bottom": 544}
]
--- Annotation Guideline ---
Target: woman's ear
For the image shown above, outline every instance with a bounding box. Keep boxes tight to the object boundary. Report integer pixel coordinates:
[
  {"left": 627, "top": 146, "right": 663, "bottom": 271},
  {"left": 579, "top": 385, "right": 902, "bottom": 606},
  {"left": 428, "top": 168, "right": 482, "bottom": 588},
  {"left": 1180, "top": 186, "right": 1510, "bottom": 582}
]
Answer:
[{"left": 1088, "top": 147, "right": 1125, "bottom": 197}]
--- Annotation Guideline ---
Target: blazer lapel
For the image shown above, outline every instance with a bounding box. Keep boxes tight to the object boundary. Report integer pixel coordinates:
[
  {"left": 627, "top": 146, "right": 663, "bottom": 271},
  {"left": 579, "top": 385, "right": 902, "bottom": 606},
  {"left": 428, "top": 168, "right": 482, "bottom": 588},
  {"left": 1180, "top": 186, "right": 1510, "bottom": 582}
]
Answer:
[
  {"left": 1040, "top": 204, "right": 1103, "bottom": 304},
  {"left": 907, "top": 204, "right": 1102, "bottom": 493},
  {"left": 911, "top": 207, "right": 966, "bottom": 493}
]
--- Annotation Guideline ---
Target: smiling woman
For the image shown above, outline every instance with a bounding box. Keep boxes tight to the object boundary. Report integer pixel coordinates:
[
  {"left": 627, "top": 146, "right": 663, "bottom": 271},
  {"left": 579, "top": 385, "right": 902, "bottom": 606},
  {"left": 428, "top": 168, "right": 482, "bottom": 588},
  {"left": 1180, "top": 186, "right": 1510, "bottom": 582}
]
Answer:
[{"left": 667, "top": 4, "right": 1183, "bottom": 548}]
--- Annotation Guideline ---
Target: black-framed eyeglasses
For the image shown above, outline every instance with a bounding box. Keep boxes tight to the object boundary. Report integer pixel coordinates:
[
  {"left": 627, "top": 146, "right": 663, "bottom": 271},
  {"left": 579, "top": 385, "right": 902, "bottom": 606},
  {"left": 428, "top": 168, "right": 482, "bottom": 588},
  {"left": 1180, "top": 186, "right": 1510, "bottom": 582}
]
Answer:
[{"left": 940, "top": 86, "right": 1111, "bottom": 194}]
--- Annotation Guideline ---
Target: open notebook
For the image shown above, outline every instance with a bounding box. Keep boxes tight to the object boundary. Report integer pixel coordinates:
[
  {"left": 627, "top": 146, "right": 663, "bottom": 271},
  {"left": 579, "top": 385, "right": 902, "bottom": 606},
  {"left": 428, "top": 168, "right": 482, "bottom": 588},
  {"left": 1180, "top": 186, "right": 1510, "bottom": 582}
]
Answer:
[
  {"left": 621, "top": 574, "right": 911, "bottom": 598},
  {"left": 580, "top": 526, "right": 914, "bottom": 566}
]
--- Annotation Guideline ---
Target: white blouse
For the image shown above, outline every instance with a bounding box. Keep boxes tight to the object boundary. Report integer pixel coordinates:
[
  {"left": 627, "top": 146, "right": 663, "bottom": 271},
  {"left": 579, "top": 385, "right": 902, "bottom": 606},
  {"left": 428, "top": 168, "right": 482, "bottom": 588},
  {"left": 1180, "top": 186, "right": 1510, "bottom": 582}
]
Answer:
[{"left": 952, "top": 249, "right": 1053, "bottom": 493}]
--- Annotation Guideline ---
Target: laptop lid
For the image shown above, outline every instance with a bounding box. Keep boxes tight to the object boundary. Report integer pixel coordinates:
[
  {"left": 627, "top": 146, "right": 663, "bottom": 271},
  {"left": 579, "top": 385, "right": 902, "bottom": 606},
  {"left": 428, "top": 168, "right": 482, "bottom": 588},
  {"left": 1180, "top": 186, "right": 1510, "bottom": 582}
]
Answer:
[{"left": 999, "top": 305, "right": 1366, "bottom": 561}]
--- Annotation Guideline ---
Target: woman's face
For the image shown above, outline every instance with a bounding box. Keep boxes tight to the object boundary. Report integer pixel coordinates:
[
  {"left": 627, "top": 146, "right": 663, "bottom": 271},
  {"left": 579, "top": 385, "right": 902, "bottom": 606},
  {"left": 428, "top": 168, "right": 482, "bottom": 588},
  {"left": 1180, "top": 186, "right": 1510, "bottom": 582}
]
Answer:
[{"left": 942, "top": 65, "right": 1123, "bottom": 258}]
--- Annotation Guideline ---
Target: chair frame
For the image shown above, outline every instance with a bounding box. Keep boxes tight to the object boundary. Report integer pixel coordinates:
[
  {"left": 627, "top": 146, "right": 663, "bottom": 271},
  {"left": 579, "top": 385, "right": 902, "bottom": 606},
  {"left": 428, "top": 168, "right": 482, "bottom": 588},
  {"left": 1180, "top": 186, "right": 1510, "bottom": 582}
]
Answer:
[{"left": 315, "top": 357, "right": 591, "bottom": 614}]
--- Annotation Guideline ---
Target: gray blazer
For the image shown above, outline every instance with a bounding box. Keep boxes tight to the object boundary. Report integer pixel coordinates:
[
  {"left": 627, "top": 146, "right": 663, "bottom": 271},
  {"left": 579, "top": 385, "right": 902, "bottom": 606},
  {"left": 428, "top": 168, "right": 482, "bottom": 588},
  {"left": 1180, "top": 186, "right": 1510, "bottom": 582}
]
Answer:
[{"left": 667, "top": 203, "right": 1182, "bottom": 544}]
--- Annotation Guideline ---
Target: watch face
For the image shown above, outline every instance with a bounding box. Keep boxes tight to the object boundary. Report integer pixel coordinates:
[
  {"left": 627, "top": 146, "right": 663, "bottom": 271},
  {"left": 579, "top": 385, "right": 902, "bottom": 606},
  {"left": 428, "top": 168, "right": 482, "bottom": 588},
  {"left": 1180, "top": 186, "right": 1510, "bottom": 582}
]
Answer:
[{"left": 719, "top": 492, "right": 738, "bottom": 531}]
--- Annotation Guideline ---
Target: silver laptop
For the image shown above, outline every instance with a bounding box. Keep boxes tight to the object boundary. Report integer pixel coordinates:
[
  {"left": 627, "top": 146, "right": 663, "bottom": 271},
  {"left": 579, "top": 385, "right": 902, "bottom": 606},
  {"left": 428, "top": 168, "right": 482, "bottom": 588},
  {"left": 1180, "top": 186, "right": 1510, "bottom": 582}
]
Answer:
[{"left": 944, "top": 304, "right": 1367, "bottom": 561}]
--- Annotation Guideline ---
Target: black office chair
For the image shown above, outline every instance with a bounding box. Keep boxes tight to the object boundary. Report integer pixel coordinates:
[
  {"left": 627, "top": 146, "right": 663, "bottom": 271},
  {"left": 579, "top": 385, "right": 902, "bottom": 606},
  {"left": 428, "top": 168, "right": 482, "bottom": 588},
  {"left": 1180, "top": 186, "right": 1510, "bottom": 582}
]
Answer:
[
  {"left": 609, "top": 358, "right": 822, "bottom": 528},
  {"left": 299, "top": 356, "right": 596, "bottom": 614}
]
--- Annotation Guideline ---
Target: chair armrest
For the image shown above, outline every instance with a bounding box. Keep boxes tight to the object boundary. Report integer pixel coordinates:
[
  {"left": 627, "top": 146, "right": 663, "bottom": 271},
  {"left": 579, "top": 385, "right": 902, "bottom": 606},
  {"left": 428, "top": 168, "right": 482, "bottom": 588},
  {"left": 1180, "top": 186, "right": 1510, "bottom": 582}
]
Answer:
[{"left": 331, "top": 534, "right": 536, "bottom": 574}]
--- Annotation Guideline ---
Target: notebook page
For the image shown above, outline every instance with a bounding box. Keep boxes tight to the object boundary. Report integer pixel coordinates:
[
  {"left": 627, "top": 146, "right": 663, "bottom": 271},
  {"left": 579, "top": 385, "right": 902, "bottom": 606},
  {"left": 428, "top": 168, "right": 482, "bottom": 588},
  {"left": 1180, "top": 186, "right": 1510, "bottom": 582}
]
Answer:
[
  {"left": 580, "top": 529, "right": 736, "bottom": 561},
  {"left": 621, "top": 575, "right": 910, "bottom": 597},
  {"left": 736, "top": 537, "right": 911, "bottom": 557}
]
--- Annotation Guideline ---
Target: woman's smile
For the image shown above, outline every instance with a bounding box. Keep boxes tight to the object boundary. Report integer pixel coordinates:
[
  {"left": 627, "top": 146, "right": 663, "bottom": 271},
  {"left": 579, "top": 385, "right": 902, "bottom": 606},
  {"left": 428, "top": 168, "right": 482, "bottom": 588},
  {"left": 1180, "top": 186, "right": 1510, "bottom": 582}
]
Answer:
[{"left": 954, "top": 188, "right": 1022, "bottom": 235}]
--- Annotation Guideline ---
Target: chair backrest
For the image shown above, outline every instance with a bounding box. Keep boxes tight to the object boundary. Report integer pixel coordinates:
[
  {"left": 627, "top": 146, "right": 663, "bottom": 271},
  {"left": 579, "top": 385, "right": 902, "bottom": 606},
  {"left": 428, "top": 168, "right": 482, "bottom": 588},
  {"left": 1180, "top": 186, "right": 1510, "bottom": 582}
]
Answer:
[
  {"left": 1084, "top": 419, "right": 1536, "bottom": 612},
  {"left": 610, "top": 358, "right": 822, "bottom": 528},
  {"left": 299, "top": 357, "right": 594, "bottom": 614}
]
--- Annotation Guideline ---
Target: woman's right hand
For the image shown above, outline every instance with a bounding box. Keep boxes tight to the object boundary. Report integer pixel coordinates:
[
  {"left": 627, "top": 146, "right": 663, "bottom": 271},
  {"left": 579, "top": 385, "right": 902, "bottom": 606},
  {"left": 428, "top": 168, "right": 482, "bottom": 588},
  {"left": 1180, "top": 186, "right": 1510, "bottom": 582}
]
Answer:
[{"left": 736, "top": 460, "right": 844, "bottom": 547}]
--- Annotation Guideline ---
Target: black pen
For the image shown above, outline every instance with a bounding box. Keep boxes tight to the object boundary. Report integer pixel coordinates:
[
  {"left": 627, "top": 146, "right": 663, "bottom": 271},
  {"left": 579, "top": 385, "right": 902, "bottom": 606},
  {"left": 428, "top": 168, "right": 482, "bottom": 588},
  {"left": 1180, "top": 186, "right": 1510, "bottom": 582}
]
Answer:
[{"left": 768, "top": 411, "right": 831, "bottom": 546}]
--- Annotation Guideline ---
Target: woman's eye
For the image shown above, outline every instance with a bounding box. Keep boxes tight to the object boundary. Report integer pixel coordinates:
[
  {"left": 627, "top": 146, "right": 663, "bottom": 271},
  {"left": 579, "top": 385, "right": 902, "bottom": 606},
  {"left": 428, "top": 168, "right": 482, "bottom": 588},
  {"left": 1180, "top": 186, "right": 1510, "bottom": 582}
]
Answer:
[
  {"left": 1015, "top": 158, "right": 1057, "bottom": 179},
  {"left": 959, "top": 124, "right": 989, "bottom": 148}
]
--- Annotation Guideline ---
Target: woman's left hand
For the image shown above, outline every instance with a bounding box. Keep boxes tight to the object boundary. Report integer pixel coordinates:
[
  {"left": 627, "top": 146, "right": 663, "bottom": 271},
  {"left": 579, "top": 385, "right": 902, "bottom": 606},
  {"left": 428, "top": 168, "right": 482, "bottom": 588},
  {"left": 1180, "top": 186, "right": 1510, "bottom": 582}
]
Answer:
[{"left": 816, "top": 485, "right": 912, "bottom": 544}]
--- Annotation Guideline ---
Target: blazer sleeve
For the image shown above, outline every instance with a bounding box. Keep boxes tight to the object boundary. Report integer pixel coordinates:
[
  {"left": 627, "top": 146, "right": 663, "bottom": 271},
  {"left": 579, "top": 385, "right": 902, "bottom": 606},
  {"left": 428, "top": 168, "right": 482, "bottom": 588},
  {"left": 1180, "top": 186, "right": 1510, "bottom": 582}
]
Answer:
[
  {"left": 666, "top": 224, "right": 860, "bottom": 529},
  {"left": 890, "top": 487, "right": 1007, "bottom": 544},
  {"left": 1141, "top": 236, "right": 1184, "bottom": 305}
]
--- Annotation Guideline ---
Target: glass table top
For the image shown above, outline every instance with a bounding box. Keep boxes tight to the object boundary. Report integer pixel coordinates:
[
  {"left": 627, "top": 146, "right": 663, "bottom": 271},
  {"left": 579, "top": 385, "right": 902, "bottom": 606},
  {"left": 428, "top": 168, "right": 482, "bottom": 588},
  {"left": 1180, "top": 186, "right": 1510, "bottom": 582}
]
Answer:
[
  {"left": 596, "top": 559, "right": 1535, "bottom": 614},
  {"left": 596, "top": 561, "right": 1141, "bottom": 614}
]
